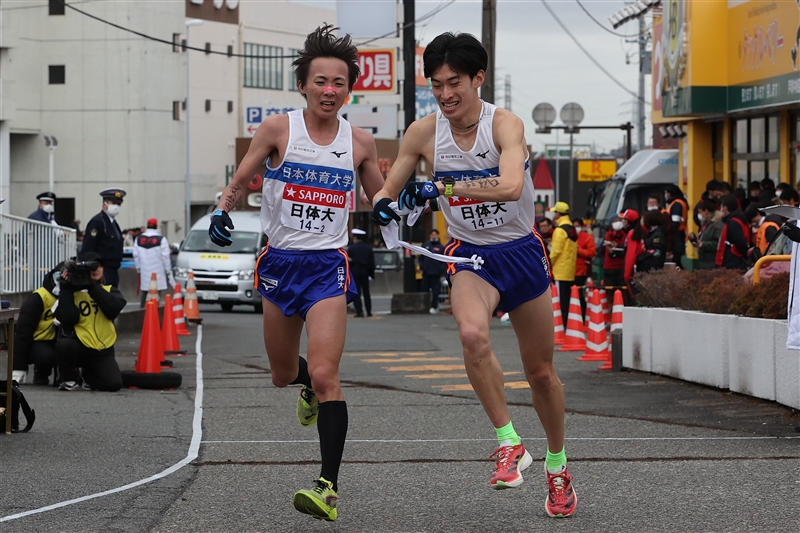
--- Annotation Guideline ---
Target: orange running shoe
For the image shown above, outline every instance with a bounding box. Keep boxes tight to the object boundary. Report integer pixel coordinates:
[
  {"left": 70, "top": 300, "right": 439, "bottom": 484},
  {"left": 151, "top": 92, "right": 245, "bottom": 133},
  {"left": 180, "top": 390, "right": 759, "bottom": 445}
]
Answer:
[
  {"left": 488, "top": 443, "right": 533, "bottom": 489},
  {"left": 545, "top": 465, "right": 577, "bottom": 518}
]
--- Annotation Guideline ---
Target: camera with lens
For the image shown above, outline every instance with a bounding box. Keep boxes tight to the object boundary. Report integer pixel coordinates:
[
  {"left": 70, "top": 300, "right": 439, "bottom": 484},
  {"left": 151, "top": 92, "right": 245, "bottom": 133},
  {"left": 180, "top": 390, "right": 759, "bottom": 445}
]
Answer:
[{"left": 60, "top": 258, "right": 99, "bottom": 289}]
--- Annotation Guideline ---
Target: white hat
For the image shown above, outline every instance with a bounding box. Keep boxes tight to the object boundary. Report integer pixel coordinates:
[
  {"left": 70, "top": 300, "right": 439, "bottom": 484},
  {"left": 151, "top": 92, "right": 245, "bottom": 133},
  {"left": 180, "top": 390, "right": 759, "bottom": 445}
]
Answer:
[{"left": 351, "top": 228, "right": 366, "bottom": 235}]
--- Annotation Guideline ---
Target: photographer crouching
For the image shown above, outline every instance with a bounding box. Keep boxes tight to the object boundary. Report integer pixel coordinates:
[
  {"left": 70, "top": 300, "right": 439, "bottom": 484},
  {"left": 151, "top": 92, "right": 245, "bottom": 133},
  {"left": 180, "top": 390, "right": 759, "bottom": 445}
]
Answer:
[{"left": 55, "top": 252, "right": 126, "bottom": 392}]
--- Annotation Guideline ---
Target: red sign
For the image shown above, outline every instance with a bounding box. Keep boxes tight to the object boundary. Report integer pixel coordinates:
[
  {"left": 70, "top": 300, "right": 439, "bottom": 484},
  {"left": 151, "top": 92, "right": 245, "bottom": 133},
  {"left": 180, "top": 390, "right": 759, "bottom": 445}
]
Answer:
[
  {"left": 415, "top": 46, "right": 427, "bottom": 87},
  {"left": 283, "top": 184, "right": 347, "bottom": 208},
  {"left": 353, "top": 49, "right": 395, "bottom": 93}
]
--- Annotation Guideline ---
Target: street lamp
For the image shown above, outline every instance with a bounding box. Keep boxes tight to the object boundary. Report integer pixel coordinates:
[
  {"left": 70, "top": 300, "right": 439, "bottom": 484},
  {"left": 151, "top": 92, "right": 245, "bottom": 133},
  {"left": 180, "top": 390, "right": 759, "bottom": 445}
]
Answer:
[
  {"left": 44, "top": 135, "right": 58, "bottom": 192},
  {"left": 185, "top": 19, "right": 203, "bottom": 238}
]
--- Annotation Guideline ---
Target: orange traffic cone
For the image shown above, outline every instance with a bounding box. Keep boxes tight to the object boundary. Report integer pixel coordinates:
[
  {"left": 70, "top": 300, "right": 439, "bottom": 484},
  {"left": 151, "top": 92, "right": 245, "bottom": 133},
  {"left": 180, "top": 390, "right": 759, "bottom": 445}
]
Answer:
[
  {"left": 184, "top": 271, "right": 202, "bottom": 324},
  {"left": 610, "top": 289, "right": 624, "bottom": 334},
  {"left": 577, "top": 290, "right": 610, "bottom": 361},
  {"left": 172, "top": 283, "right": 191, "bottom": 336},
  {"left": 135, "top": 300, "right": 164, "bottom": 374},
  {"left": 584, "top": 279, "right": 594, "bottom": 329},
  {"left": 162, "top": 294, "right": 186, "bottom": 356},
  {"left": 558, "top": 285, "right": 587, "bottom": 352},
  {"left": 600, "top": 289, "right": 610, "bottom": 328},
  {"left": 552, "top": 284, "right": 566, "bottom": 345},
  {"left": 146, "top": 272, "right": 159, "bottom": 304}
]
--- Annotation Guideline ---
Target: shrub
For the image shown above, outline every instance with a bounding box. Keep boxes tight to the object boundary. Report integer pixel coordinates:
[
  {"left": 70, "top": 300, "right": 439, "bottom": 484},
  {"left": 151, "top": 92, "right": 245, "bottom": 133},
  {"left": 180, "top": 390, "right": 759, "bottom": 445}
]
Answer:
[{"left": 632, "top": 268, "right": 789, "bottom": 319}]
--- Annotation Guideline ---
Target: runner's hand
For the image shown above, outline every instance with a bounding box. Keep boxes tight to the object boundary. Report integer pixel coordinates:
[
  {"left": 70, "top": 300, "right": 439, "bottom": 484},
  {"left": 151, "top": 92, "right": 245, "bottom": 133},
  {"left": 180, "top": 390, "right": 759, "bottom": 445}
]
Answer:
[
  {"left": 209, "top": 209, "right": 234, "bottom": 247},
  {"left": 372, "top": 198, "right": 401, "bottom": 226},
  {"left": 398, "top": 181, "right": 439, "bottom": 210}
]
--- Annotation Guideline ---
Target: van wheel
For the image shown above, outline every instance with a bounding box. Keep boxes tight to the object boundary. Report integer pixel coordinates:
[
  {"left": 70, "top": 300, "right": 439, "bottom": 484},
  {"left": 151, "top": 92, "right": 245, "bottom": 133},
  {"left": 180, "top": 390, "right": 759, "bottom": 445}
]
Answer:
[
  {"left": 254, "top": 302, "right": 263, "bottom": 314},
  {"left": 221, "top": 302, "right": 234, "bottom": 312}
]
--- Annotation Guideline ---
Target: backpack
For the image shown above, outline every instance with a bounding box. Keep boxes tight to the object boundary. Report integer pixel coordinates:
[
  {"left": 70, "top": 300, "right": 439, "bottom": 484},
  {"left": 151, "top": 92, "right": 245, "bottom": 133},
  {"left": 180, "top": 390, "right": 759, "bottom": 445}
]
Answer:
[{"left": 0, "top": 380, "right": 35, "bottom": 433}]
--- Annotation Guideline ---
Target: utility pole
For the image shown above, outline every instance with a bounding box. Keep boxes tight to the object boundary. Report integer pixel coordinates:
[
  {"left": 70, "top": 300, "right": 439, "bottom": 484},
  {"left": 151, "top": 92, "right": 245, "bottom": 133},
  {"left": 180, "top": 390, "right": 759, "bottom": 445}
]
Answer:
[
  {"left": 637, "top": 16, "right": 646, "bottom": 151},
  {"left": 402, "top": 0, "right": 417, "bottom": 293},
  {"left": 504, "top": 74, "right": 511, "bottom": 111},
  {"left": 481, "top": 0, "right": 496, "bottom": 103}
]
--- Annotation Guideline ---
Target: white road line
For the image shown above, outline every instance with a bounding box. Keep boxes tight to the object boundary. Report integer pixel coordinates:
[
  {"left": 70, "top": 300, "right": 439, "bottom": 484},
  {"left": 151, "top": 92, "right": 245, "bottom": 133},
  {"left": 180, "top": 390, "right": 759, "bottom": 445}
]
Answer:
[
  {"left": 201, "top": 436, "right": 800, "bottom": 444},
  {"left": 0, "top": 325, "right": 206, "bottom": 523}
]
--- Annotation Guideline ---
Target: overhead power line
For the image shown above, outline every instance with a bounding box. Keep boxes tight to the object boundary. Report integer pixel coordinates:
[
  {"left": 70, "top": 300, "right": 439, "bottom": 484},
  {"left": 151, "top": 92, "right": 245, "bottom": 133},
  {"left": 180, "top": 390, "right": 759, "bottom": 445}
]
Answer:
[
  {"left": 540, "top": 0, "right": 650, "bottom": 106},
  {"left": 355, "top": 0, "right": 457, "bottom": 47},
  {"left": 574, "top": 0, "right": 638, "bottom": 38}
]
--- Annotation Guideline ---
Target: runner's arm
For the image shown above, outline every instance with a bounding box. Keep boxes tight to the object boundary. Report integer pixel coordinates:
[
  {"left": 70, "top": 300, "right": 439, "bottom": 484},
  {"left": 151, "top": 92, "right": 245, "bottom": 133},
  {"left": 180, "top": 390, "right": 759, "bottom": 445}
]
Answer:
[
  {"left": 372, "top": 118, "right": 430, "bottom": 204},
  {"left": 353, "top": 128, "right": 385, "bottom": 204},
  {"left": 215, "top": 115, "right": 284, "bottom": 212}
]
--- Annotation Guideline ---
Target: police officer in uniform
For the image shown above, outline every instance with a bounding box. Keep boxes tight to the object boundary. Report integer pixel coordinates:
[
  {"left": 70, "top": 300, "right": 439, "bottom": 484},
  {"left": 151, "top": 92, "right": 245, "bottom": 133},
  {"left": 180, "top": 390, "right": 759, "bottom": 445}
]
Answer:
[
  {"left": 81, "top": 188, "right": 126, "bottom": 288},
  {"left": 28, "top": 191, "right": 58, "bottom": 224},
  {"left": 347, "top": 228, "right": 375, "bottom": 317}
]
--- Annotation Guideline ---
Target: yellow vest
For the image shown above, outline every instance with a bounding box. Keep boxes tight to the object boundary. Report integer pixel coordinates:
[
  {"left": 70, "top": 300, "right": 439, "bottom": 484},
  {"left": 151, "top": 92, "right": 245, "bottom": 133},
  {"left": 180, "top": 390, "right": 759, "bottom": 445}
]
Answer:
[
  {"left": 73, "top": 286, "right": 117, "bottom": 350},
  {"left": 33, "top": 287, "right": 57, "bottom": 342}
]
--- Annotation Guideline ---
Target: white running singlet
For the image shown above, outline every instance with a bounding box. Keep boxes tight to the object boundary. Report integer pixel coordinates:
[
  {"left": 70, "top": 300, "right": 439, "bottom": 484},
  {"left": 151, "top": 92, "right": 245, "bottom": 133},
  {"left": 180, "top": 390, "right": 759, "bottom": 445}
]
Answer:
[
  {"left": 261, "top": 110, "right": 355, "bottom": 250},
  {"left": 433, "top": 101, "right": 536, "bottom": 245}
]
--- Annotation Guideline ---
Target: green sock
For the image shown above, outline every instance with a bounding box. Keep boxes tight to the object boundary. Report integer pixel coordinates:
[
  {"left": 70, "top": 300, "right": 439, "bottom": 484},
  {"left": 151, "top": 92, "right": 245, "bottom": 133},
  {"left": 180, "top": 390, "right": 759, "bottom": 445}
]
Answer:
[
  {"left": 494, "top": 421, "right": 521, "bottom": 446},
  {"left": 546, "top": 447, "right": 567, "bottom": 473}
]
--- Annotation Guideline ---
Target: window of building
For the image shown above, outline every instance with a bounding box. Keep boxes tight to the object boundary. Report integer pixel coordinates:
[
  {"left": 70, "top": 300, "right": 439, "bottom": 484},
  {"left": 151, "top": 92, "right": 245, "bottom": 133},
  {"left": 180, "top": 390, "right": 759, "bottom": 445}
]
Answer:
[
  {"left": 173, "top": 101, "right": 181, "bottom": 121},
  {"left": 227, "top": 101, "right": 234, "bottom": 114},
  {"left": 244, "top": 43, "right": 283, "bottom": 90},
  {"left": 791, "top": 111, "right": 800, "bottom": 187},
  {"left": 173, "top": 33, "right": 182, "bottom": 53},
  {"left": 288, "top": 48, "right": 301, "bottom": 92},
  {"left": 730, "top": 114, "right": 780, "bottom": 189},
  {"left": 49, "top": 65, "right": 65, "bottom": 84},
  {"left": 49, "top": 0, "right": 65, "bottom": 15},
  {"left": 205, "top": 99, "right": 211, "bottom": 112}
]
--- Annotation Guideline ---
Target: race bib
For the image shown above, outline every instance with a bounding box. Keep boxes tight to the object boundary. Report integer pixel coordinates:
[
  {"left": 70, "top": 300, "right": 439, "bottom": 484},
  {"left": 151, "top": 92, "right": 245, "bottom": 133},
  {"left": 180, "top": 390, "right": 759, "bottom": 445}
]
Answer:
[
  {"left": 447, "top": 196, "right": 519, "bottom": 231},
  {"left": 280, "top": 183, "right": 348, "bottom": 236}
]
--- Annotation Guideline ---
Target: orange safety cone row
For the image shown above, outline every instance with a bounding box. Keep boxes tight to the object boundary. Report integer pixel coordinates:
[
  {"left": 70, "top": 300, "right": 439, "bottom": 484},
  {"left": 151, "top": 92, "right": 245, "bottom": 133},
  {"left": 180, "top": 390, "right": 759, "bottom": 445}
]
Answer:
[
  {"left": 600, "top": 289, "right": 610, "bottom": 328},
  {"left": 558, "top": 285, "right": 587, "bottom": 352},
  {"left": 135, "top": 300, "right": 164, "bottom": 374},
  {"left": 172, "top": 283, "right": 191, "bottom": 336},
  {"left": 184, "top": 271, "right": 202, "bottom": 324},
  {"left": 146, "top": 272, "right": 159, "bottom": 304},
  {"left": 583, "top": 279, "right": 593, "bottom": 329},
  {"left": 552, "top": 284, "right": 566, "bottom": 345},
  {"left": 162, "top": 294, "right": 187, "bottom": 356},
  {"left": 599, "top": 289, "right": 624, "bottom": 370},
  {"left": 577, "top": 290, "right": 610, "bottom": 362}
]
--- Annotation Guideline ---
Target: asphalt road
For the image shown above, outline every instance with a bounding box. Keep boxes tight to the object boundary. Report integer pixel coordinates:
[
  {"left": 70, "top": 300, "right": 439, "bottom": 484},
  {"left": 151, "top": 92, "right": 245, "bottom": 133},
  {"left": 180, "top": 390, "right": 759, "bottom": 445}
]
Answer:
[{"left": 2, "top": 303, "right": 800, "bottom": 532}]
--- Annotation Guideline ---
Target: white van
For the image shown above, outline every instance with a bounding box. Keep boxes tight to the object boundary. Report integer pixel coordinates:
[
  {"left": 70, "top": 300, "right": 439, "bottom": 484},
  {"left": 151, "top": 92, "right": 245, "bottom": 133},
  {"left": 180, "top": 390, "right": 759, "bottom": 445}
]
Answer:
[
  {"left": 591, "top": 149, "right": 679, "bottom": 230},
  {"left": 173, "top": 210, "right": 267, "bottom": 313}
]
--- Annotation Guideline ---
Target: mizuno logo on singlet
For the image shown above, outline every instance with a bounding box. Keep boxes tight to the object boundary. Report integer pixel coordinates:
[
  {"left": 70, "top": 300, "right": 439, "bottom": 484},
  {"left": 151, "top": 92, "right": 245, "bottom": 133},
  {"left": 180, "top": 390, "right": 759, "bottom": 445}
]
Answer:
[
  {"left": 331, "top": 150, "right": 347, "bottom": 158},
  {"left": 476, "top": 149, "right": 490, "bottom": 159}
]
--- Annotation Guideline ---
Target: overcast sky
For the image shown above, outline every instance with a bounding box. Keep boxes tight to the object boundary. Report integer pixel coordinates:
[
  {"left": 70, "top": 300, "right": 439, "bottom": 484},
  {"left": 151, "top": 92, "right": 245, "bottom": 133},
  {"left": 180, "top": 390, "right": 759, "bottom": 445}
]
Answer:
[{"left": 291, "top": 0, "right": 651, "bottom": 155}]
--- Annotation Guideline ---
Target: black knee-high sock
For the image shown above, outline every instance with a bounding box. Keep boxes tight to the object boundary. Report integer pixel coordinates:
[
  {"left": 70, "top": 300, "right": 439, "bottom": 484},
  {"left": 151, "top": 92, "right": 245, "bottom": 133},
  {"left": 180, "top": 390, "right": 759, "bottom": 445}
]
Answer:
[
  {"left": 289, "top": 356, "right": 312, "bottom": 388},
  {"left": 317, "top": 401, "right": 348, "bottom": 492}
]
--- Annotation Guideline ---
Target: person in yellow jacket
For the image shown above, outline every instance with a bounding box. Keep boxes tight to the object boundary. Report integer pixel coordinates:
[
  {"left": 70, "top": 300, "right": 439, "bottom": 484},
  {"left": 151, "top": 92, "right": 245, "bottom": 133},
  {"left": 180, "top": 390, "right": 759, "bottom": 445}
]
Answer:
[
  {"left": 11, "top": 264, "right": 62, "bottom": 385},
  {"left": 549, "top": 202, "right": 578, "bottom": 326},
  {"left": 55, "top": 251, "right": 126, "bottom": 391}
]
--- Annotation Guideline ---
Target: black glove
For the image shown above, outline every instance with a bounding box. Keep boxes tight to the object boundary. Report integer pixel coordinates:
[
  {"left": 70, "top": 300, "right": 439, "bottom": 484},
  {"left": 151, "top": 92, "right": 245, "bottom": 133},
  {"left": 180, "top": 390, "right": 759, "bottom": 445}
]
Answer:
[
  {"left": 398, "top": 181, "right": 439, "bottom": 210},
  {"left": 371, "top": 198, "right": 400, "bottom": 227},
  {"left": 209, "top": 209, "right": 234, "bottom": 247},
  {"left": 783, "top": 223, "right": 800, "bottom": 244}
]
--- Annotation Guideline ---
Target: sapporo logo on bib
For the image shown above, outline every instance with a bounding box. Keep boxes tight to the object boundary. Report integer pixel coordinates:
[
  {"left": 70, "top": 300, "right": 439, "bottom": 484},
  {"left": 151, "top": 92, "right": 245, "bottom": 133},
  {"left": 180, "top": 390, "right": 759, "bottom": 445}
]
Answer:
[{"left": 279, "top": 161, "right": 353, "bottom": 236}]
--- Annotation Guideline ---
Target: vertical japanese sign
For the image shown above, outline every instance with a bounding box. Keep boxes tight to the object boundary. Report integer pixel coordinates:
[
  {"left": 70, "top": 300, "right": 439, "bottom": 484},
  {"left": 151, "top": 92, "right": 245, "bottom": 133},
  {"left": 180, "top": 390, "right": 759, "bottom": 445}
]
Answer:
[{"left": 352, "top": 49, "right": 396, "bottom": 93}]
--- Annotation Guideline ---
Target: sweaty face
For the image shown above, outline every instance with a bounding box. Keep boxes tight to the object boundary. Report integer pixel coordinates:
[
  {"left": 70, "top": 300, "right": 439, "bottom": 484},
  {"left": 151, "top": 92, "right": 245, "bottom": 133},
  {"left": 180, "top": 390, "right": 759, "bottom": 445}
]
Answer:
[
  {"left": 300, "top": 57, "right": 350, "bottom": 116},
  {"left": 429, "top": 64, "right": 484, "bottom": 120}
]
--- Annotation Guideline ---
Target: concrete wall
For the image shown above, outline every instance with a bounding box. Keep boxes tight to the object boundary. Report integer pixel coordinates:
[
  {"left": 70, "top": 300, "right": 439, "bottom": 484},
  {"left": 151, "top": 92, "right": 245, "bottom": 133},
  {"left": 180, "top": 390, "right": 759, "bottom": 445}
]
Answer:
[{"left": 622, "top": 307, "right": 800, "bottom": 410}]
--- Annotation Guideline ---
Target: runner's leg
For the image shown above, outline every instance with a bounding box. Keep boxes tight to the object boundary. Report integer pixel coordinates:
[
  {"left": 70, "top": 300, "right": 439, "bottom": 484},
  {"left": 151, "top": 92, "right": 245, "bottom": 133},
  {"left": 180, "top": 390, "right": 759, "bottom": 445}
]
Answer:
[{"left": 261, "top": 296, "right": 306, "bottom": 387}]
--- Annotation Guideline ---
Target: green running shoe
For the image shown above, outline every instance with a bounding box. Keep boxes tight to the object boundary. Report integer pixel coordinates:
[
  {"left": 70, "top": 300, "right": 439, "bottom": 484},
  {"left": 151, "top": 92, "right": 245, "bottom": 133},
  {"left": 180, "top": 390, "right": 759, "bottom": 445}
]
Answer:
[
  {"left": 296, "top": 385, "right": 319, "bottom": 426},
  {"left": 293, "top": 477, "right": 338, "bottom": 521}
]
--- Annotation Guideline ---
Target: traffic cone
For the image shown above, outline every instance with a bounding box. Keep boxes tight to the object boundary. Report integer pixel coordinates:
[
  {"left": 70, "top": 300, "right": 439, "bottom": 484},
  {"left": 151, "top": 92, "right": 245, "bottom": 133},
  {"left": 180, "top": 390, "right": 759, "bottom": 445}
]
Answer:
[
  {"left": 162, "top": 294, "right": 186, "bottom": 356},
  {"left": 552, "top": 284, "right": 566, "bottom": 346},
  {"left": 146, "top": 272, "right": 159, "bottom": 304},
  {"left": 172, "top": 283, "right": 190, "bottom": 336},
  {"left": 184, "top": 271, "right": 202, "bottom": 324},
  {"left": 558, "top": 285, "right": 587, "bottom": 352},
  {"left": 610, "top": 289, "right": 624, "bottom": 333},
  {"left": 577, "top": 290, "right": 610, "bottom": 362},
  {"left": 600, "top": 289, "right": 610, "bottom": 328},
  {"left": 584, "top": 279, "right": 594, "bottom": 329},
  {"left": 135, "top": 300, "right": 164, "bottom": 374}
]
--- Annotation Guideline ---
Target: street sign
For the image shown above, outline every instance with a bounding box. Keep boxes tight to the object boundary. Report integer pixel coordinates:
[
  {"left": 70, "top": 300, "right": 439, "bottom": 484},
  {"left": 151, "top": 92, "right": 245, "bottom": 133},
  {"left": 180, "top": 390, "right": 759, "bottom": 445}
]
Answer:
[
  {"left": 340, "top": 104, "right": 398, "bottom": 140},
  {"left": 352, "top": 49, "right": 396, "bottom": 94},
  {"left": 532, "top": 103, "right": 556, "bottom": 128},
  {"left": 560, "top": 102, "right": 584, "bottom": 127},
  {"left": 243, "top": 105, "right": 298, "bottom": 138},
  {"left": 577, "top": 160, "right": 617, "bottom": 182}
]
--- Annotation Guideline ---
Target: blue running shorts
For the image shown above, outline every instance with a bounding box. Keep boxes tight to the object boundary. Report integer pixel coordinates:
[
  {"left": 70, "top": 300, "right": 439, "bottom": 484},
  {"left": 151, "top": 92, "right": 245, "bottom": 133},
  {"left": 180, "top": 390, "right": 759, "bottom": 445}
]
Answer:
[
  {"left": 255, "top": 246, "right": 357, "bottom": 319},
  {"left": 443, "top": 232, "right": 552, "bottom": 312}
]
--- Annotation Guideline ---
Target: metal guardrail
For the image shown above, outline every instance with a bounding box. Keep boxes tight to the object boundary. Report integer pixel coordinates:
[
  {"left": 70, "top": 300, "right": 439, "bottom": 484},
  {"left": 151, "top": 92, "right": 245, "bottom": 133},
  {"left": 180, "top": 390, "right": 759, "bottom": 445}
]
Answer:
[
  {"left": 752, "top": 254, "right": 792, "bottom": 284},
  {"left": 0, "top": 213, "right": 77, "bottom": 294}
]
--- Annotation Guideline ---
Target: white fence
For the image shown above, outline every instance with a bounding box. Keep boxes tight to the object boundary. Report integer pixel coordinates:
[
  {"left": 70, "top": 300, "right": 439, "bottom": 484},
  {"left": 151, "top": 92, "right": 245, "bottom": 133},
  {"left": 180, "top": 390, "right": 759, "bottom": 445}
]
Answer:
[{"left": 0, "top": 214, "right": 77, "bottom": 294}]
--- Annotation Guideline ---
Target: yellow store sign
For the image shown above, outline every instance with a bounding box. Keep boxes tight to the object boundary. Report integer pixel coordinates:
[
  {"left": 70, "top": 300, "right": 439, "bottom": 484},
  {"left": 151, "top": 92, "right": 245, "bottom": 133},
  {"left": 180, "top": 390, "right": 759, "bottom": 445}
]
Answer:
[{"left": 577, "top": 160, "right": 617, "bottom": 182}]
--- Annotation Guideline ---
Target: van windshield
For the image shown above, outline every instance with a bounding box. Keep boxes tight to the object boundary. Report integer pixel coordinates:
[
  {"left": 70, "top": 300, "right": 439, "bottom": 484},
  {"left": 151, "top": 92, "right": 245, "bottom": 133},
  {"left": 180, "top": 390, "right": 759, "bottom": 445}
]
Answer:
[
  {"left": 594, "top": 179, "right": 625, "bottom": 226},
  {"left": 182, "top": 230, "right": 262, "bottom": 254}
]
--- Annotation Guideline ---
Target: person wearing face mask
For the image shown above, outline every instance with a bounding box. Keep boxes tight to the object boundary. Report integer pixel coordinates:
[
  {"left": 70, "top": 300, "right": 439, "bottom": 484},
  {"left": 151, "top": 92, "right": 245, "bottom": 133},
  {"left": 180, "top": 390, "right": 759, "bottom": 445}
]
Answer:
[
  {"left": 635, "top": 211, "right": 667, "bottom": 273},
  {"left": 647, "top": 194, "right": 673, "bottom": 254},
  {"left": 688, "top": 201, "right": 723, "bottom": 270},
  {"left": 28, "top": 191, "right": 58, "bottom": 225},
  {"left": 620, "top": 209, "right": 644, "bottom": 302},
  {"left": 80, "top": 188, "right": 126, "bottom": 288},
  {"left": 572, "top": 219, "right": 596, "bottom": 319},
  {"left": 420, "top": 229, "right": 447, "bottom": 315},
  {"left": 602, "top": 217, "right": 628, "bottom": 291},
  {"left": 664, "top": 185, "right": 688, "bottom": 268},
  {"left": 744, "top": 204, "right": 782, "bottom": 262},
  {"left": 715, "top": 194, "right": 750, "bottom": 270}
]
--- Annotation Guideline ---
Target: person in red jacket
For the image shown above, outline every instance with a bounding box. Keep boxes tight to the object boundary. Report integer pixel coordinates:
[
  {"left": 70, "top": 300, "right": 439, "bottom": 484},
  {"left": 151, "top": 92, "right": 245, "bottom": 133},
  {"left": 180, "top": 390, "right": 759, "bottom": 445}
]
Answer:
[
  {"left": 573, "top": 218, "right": 596, "bottom": 319},
  {"left": 620, "top": 209, "right": 645, "bottom": 303},
  {"left": 602, "top": 217, "right": 627, "bottom": 291}
]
